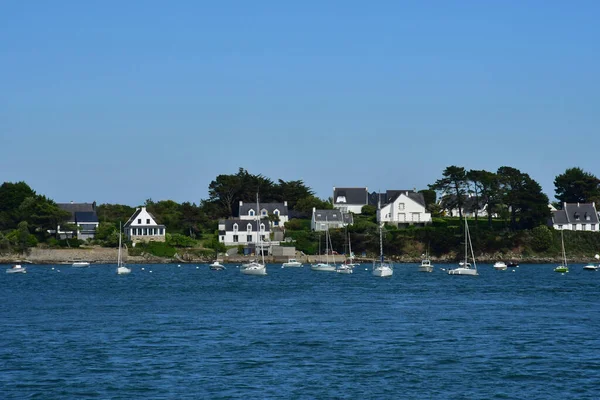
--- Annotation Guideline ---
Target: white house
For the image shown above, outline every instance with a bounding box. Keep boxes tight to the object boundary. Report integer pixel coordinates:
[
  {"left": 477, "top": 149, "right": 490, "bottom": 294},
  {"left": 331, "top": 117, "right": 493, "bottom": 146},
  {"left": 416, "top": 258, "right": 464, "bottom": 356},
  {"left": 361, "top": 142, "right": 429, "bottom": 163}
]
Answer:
[
  {"left": 311, "top": 208, "right": 353, "bottom": 231},
  {"left": 218, "top": 218, "right": 271, "bottom": 246},
  {"left": 551, "top": 202, "right": 599, "bottom": 232},
  {"left": 333, "top": 187, "right": 369, "bottom": 214},
  {"left": 124, "top": 206, "right": 166, "bottom": 243},
  {"left": 375, "top": 190, "right": 432, "bottom": 226},
  {"left": 238, "top": 200, "right": 289, "bottom": 228}
]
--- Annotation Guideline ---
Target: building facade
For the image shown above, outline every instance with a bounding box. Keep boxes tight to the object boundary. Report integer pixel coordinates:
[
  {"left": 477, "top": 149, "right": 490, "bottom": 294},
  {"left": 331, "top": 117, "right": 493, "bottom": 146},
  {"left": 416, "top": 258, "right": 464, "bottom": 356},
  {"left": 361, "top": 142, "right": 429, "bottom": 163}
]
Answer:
[
  {"left": 124, "top": 207, "right": 166, "bottom": 243},
  {"left": 551, "top": 202, "right": 599, "bottom": 232}
]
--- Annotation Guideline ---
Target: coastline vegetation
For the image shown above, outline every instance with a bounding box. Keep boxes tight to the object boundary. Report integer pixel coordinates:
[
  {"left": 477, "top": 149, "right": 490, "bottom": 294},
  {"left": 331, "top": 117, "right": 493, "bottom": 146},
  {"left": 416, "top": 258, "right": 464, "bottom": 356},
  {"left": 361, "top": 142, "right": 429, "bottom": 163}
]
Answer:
[{"left": 1, "top": 166, "right": 599, "bottom": 262}]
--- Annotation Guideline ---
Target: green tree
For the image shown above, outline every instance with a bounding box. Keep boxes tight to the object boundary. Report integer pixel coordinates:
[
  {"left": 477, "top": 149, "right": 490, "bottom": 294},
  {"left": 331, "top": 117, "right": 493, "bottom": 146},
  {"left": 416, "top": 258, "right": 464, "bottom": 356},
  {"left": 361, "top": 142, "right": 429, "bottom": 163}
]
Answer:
[
  {"left": 418, "top": 189, "right": 437, "bottom": 212},
  {"left": 276, "top": 179, "right": 314, "bottom": 209},
  {"left": 429, "top": 166, "right": 468, "bottom": 223},
  {"left": 0, "top": 181, "right": 37, "bottom": 230},
  {"left": 554, "top": 167, "right": 600, "bottom": 205},
  {"left": 531, "top": 225, "right": 553, "bottom": 252}
]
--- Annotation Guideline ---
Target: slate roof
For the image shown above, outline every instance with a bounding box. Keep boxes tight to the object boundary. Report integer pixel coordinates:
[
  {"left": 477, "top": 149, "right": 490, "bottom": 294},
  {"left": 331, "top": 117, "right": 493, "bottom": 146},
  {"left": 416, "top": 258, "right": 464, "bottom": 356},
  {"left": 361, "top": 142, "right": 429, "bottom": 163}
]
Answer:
[
  {"left": 369, "top": 190, "right": 426, "bottom": 208},
  {"left": 124, "top": 208, "right": 164, "bottom": 228},
  {"left": 239, "top": 202, "right": 288, "bottom": 216},
  {"left": 333, "top": 187, "right": 368, "bottom": 205},
  {"left": 58, "top": 202, "right": 97, "bottom": 223},
  {"left": 74, "top": 211, "right": 98, "bottom": 223},
  {"left": 552, "top": 203, "right": 599, "bottom": 225},
  {"left": 219, "top": 219, "right": 271, "bottom": 233},
  {"left": 313, "top": 209, "right": 354, "bottom": 224}
]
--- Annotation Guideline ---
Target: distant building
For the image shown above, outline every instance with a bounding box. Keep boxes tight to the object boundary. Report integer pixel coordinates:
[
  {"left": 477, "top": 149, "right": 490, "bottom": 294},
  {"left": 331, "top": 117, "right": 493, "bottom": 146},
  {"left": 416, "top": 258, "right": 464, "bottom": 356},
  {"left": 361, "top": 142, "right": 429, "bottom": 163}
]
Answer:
[
  {"left": 124, "top": 207, "right": 166, "bottom": 243},
  {"left": 551, "top": 202, "right": 599, "bottom": 232},
  {"left": 56, "top": 201, "right": 99, "bottom": 240},
  {"left": 218, "top": 218, "right": 271, "bottom": 246},
  {"left": 238, "top": 200, "right": 289, "bottom": 228},
  {"left": 372, "top": 190, "right": 432, "bottom": 227},
  {"left": 333, "top": 187, "right": 369, "bottom": 214},
  {"left": 311, "top": 208, "right": 353, "bottom": 231}
]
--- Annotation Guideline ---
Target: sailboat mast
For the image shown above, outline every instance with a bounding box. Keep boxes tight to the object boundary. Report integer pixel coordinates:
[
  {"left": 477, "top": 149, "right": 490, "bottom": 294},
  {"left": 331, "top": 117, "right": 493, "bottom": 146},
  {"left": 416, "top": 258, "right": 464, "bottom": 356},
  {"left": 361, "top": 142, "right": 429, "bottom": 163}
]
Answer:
[
  {"left": 378, "top": 195, "right": 384, "bottom": 263},
  {"left": 256, "top": 193, "right": 265, "bottom": 264},
  {"left": 464, "top": 218, "right": 468, "bottom": 265},
  {"left": 561, "top": 229, "right": 567, "bottom": 267},
  {"left": 118, "top": 221, "right": 122, "bottom": 266}
]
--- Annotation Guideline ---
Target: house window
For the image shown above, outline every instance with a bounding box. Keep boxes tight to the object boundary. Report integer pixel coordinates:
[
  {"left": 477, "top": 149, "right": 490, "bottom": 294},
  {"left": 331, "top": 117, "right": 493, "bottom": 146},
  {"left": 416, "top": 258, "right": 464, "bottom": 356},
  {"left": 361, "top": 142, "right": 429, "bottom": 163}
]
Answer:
[
  {"left": 159, "top": 228, "right": 164, "bottom": 235},
  {"left": 398, "top": 213, "right": 406, "bottom": 222},
  {"left": 320, "top": 224, "right": 326, "bottom": 230},
  {"left": 592, "top": 224, "right": 596, "bottom": 231},
  {"left": 138, "top": 219, "right": 141, "bottom": 224},
  {"left": 572, "top": 224, "right": 576, "bottom": 230},
  {"left": 261, "top": 235, "right": 266, "bottom": 241},
  {"left": 247, "top": 235, "right": 252, "bottom": 242},
  {"left": 274, "top": 220, "right": 279, "bottom": 226},
  {"left": 233, "top": 235, "right": 239, "bottom": 242},
  {"left": 574, "top": 212, "right": 580, "bottom": 221},
  {"left": 261, "top": 210, "right": 267, "bottom": 216},
  {"left": 220, "top": 236, "right": 224, "bottom": 241},
  {"left": 274, "top": 210, "right": 279, "bottom": 216},
  {"left": 260, "top": 223, "right": 265, "bottom": 232},
  {"left": 399, "top": 203, "right": 405, "bottom": 211},
  {"left": 558, "top": 225, "right": 563, "bottom": 229},
  {"left": 412, "top": 213, "right": 420, "bottom": 222},
  {"left": 249, "top": 210, "right": 255, "bottom": 216},
  {"left": 146, "top": 219, "right": 150, "bottom": 224},
  {"left": 247, "top": 224, "right": 252, "bottom": 232},
  {"left": 585, "top": 213, "right": 591, "bottom": 221},
  {"left": 233, "top": 224, "right": 238, "bottom": 232}
]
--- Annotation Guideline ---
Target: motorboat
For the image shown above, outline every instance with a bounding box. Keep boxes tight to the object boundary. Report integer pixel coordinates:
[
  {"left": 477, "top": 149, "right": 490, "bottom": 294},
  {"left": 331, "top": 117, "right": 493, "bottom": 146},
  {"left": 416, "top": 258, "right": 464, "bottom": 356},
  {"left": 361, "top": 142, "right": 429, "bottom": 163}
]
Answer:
[
  {"left": 583, "top": 264, "right": 599, "bottom": 271},
  {"left": 282, "top": 258, "right": 303, "bottom": 268},
  {"left": 336, "top": 264, "right": 353, "bottom": 274},
  {"left": 210, "top": 261, "right": 226, "bottom": 270},
  {"left": 311, "top": 263, "right": 336, "bottom": 272},
  {"left": 507, "top": 262, "right": 519, "bottom": 268},
  {"left": 72, "top": 261, "right": 90, "bottom": 268},
  {"left": 6, "top": 264, "right": 27, "bottom": 274},
  {"left": 493, "top": 261, "right": 507, "bottom": 270},
  {"left": 419, "top": 257, "right": 433, "bottom": 273}
]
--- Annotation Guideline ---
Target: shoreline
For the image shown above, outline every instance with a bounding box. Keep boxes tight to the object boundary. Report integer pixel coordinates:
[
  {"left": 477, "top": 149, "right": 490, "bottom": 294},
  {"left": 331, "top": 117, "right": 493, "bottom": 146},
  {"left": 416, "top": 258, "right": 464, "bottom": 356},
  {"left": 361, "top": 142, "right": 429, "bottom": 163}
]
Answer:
[{"left": 0, "top": 247, "right": 596, "bottom": 265}]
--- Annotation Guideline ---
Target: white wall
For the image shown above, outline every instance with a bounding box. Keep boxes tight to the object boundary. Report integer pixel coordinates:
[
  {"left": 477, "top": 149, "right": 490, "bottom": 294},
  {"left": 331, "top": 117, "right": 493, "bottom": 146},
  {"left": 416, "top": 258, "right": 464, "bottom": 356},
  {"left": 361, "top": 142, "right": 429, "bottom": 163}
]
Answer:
[{"left": 379, "top": 193, "right": 431, "bottom": 224}]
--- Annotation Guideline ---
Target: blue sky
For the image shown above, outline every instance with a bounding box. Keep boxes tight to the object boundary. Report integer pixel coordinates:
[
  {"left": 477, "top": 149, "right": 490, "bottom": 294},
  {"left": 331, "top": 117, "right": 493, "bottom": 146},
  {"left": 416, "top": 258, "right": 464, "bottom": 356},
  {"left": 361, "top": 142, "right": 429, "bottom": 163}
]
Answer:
[{"left": 1, "top": 1, "right": 598, "bottom": 206}]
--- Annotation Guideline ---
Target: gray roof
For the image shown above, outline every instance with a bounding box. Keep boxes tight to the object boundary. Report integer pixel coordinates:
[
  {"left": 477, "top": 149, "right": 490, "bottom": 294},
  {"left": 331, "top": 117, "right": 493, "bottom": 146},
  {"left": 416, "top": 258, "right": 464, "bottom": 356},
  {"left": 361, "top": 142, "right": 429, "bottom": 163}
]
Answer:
[
  {"left": 58, "top": 203, "right": 97, "bottom": 223},
  {"left": 333, "top": 187, "right": 368, "bottom": 205},
  {"left": 552, "top": 203, "right": 599, "bottom": 225},
  {"left": 313, "top": 209, "right": 354, "bottom": 224},
  {"left": 369, "top": 190, "right": 426, "bottom": 208},
  {"left": 239, "top": 202, "right": 288, "bottom": 217},
  {"left": 74, "top": 211, "right": 98, "bottom": 223},
  {"left": 219, "top": 219, "right": 271, "bottom": 232}
]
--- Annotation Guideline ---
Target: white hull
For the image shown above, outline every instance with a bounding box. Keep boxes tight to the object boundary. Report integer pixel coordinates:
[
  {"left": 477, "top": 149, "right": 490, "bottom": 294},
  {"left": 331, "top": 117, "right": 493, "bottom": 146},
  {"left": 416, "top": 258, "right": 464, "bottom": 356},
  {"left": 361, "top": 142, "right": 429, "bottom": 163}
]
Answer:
[
  {"left": 372, "top": 265, "right": 393, "bottom": 277},
  {"left": 448, "top": 267, "right": 478, "bottom": 276},
  {"left": 241, "top": 265, "right": 267, "bottom": 275},
  {"left": 117, "top": 266, "right": 131, "bottom": 275},
  {"left": 282, "top": 262, "right": 303, "bottom": 268},
  {"left": 583, "top": 265, "right": 599, "bottom": 271},
  {"left": 336, "top": 265, "right": 353, "bottom": 274},
  {"left": 311, "top": 263, "right": 336, "bottom": 272},
  {"left": 210, "top": 262, "right": 225, "bottom": 270},
  {"left": 493, "top": 262, "right": 507, "bottom": 270},
  {"left": 6, "top": 266, "right": 26, "bottom": 274},
  {"left": 418, "top": 265, "right": 433, "bottom": 273},
  {"left": 72, "top": 262, "right": 90, "bottom": 268}
]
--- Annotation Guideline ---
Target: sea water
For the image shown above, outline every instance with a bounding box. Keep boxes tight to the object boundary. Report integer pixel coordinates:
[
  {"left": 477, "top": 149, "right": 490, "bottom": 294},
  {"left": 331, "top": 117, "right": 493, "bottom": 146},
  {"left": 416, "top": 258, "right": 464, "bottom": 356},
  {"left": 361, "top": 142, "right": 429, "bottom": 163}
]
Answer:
[{"left": 1, "top": 263, "right": 599, "bottom": 399}]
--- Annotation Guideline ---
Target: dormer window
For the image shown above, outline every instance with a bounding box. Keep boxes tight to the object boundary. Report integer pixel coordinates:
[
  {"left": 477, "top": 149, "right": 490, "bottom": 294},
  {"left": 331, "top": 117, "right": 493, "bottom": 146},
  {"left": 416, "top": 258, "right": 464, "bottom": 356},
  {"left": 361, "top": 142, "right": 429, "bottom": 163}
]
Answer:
[
  {"left": 249, "top": 210, "right": 255, "bottom": 216},
  {"left": 261, "top": 209, "right": 267, "bottom": 216},
  {"left": 336, "top": 196, "right": 347, "bottom": 203},
  {"left": 585, "top": 212, "right": 590, "bottom": 221},
  {"left": 274, "top": 210, "right": 279, "bottom": 216},
  {"left": 260, "top": 223, "right": 265, "bottom": 232},
  {"left": 574, "top": 212, "right": 580, "bottom": 221},
  {"left": 233, "top": 223, "right": 238, "bottom": 232},
  {"left": 247, "top": 223, "right": 252, "bottom": 232}
]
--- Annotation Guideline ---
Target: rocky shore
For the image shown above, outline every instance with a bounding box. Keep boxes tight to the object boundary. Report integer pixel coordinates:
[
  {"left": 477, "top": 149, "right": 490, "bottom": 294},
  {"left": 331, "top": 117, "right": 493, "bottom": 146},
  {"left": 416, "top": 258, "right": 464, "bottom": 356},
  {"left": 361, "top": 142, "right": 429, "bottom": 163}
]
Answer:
[{"left": 0, "top": 247, "right": 595, "bottom": 265}]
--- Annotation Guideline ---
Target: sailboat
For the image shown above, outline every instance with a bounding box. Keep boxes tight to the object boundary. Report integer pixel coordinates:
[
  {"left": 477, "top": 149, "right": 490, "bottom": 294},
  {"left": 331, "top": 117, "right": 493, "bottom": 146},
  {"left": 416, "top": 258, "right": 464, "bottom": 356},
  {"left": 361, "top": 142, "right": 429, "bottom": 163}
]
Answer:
[
  {"left": 419, "top": 244, "right": 433, "bottom": 272},
  {"left": 241, "top": 194, "right": 267, "bottom": 276},
  {"left": 554, "top": 230, "right": 568, "bottom": 273},
  {"left": 337, "top": 229, "right": 353, "bottom": 274},
  {"left": 372, "top": 198, "right": 393, "bottom": 277},
  {"left": 448, "top": 218, "right": 478, "bottom": 276},
  {"left": 117, "top": 222, "right": 131, "bottom": 275},
  {"left": 311, "top": 220, "right": 336, "bottom": 272}
]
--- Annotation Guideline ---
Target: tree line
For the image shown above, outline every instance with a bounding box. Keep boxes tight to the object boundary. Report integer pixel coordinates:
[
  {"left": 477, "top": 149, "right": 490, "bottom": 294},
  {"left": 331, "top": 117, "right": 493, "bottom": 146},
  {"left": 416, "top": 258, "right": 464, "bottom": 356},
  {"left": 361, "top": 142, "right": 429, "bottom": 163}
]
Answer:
[{"left": 0, "top": 166, "right": 598, "bottom": 255}]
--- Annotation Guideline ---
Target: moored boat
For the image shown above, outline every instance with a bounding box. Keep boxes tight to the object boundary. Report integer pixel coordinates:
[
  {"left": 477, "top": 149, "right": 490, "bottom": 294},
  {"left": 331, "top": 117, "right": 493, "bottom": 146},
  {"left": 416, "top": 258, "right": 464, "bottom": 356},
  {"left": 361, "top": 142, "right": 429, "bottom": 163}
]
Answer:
[
  {"left": 282, "top": 258, "right": 303, "bottom": 268},
  {"left": 493, "top": 261, "right": 507, "bottom": 270},
  {"left": 6, "top": 264, "right": 27, "bottom": 274}
]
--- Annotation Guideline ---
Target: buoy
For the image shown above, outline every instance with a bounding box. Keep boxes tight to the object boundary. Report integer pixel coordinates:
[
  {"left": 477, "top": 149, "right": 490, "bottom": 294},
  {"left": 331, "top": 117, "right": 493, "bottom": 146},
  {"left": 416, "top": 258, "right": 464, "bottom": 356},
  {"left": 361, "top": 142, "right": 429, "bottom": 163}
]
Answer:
[
  {"left": 178, "top": 264, "right": 181, "bottom": 267},
  {"left": 141, "top": 267, "right": 145, "bottom": 270},
  {"left": 196, "top": 266, "right": 199, "bottom": 269},
  {"left": 51, "top": 267, "right": 55, "bottom": 270},
  {"left": 150, "top": 270, "right": 153, "bottom": 273}
]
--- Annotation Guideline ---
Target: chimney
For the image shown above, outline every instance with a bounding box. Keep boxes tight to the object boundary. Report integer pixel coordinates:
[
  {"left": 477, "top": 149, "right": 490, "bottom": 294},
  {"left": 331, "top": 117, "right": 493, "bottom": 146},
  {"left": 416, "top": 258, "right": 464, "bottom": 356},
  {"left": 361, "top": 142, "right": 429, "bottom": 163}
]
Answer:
[
  {"left": 239, "top": 200, "right": 243, "bottom": 207},
  {"left": 405, "top": 191, "right": 409, "bottom": 196},
  {"left": 284, "top": 201, "right": 287, "bottom": 207}
]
